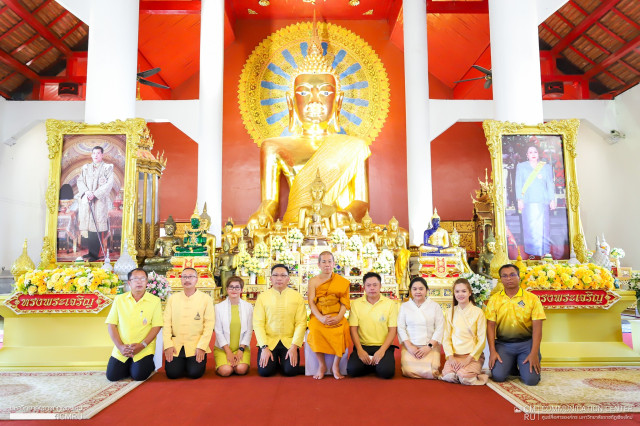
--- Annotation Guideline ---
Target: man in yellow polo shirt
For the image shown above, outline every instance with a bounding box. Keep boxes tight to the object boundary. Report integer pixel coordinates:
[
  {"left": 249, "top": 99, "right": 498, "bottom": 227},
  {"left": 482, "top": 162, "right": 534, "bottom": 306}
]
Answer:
[
  {"left": 105, "top": 268, "right": 163, "bottom": 381},
  {"left": 347, "top": 271, "right": 398, "bottom": 379},
  {"left": 253, "top": 264, "right": 307, "bottom": 376},
  {"left": 486, "top": 264, "right": 546, "bottom": 386},
  {"left": 163, "top": 267, "right": 215, "bottom": 379}
]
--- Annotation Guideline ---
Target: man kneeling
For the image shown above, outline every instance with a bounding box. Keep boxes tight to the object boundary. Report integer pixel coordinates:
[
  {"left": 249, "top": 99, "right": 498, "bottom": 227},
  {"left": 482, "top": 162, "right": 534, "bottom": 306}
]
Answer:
[
  {"left": 105, "top": 268, "right": 162, "bottom": 381},
  {"left": 347, "top": 272, "right": 398, "bottom": 379}
]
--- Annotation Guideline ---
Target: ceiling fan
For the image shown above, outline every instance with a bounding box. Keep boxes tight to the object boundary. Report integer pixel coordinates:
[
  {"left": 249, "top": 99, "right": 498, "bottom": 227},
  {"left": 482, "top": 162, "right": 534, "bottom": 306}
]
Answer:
[
  {"left": 137, "top": 68, "right": 170, "bottom": 89},
  {"left": 454, "top": 65, "right": 492, "bottom": 89}
]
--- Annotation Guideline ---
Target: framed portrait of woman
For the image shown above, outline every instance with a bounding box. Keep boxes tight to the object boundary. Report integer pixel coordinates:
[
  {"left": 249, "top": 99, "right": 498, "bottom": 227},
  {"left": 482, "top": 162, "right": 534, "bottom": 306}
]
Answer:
[
  {"left": 482, "top": 119, "right": 588, "bottom": 272},
  {"left": 44, "top": 119, "right": 147, "bottom": 264}
]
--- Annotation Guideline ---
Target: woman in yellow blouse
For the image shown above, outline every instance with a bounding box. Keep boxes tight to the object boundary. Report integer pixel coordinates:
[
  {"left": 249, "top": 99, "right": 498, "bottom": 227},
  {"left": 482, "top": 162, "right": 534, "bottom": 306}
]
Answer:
[
  {"left": 214, "top": 276, "right": 253, "bottom": 376},
  {"left": 441, "top": 278, "right": 488, "bottom": 385},
  {"left": 163, "top": 268, "right": 215, "bottom": 379}
]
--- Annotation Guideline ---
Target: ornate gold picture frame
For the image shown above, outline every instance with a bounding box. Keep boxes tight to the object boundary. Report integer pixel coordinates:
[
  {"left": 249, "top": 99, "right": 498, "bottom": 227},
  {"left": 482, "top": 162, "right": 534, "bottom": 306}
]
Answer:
[
  {"left": 45, "top": 118, "right": 147, "bottom": 263},
  {"left": 482, "top": 119, "right": 588, "bottom": 275}
]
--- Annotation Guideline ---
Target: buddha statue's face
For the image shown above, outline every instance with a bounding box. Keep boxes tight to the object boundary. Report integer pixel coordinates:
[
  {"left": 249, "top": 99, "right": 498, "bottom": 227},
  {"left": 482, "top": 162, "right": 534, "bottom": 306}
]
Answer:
[
  {"left": 274, "top": 221, "right": 282, "bottom": 232},
  {"left": 292, "top": 74, "right": 338, "bottom": 125},
  {"left": 191, "top": 217, "right": 200, "bottom": 229},
  {"left": 201, "top": 219, "right": 211, "bottom": 232},
  {"left": 390, "top": 221, "right": 398, "bottom": 232},
  {"left": 362, "top": 219, "right": 371, "bottom": 229},
  {"left": 258, "top": 214, "right": 267, "bottom": 227},
  {"left": 223, "top": 241, "right": 230, "bottom": 252},
  {"left": 243, "top": 228, "right": 249, "bottom": 237},
  {"left": 432, "top": 218, "right": 440, "bottom": 229},
  {"left": 225, "top": 224, "right": 233, "bottom": 234},
  {"left": 165, "top": 223, "right": 175, "bottom": 236},
  {"left": 310, "top": 184, "right": 324, "bottom": 202},
  {"left": 349, "top": 222, "right": 357, "bottom": 232},
  {"left": 487, "top": 242, "right": 496, "bottom": 253}
]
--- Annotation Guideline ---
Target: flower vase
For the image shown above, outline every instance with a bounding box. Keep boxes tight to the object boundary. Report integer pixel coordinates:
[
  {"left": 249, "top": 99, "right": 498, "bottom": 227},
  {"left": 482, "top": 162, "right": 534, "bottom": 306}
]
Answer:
[{"left": 249, "top": 273, "right": 256, "bottom": 285}]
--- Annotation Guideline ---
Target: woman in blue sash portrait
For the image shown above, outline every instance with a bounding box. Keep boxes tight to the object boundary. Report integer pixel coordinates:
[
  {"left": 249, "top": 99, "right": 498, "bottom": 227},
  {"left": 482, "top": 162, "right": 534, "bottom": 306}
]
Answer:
[{"left": 515, "top": 144, "right": 556, "bottom": 257}]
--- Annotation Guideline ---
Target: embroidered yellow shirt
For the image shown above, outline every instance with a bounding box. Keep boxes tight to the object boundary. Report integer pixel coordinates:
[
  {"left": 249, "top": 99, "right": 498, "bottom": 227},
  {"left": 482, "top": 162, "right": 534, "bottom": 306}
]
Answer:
[
  {"left": 253, "top": 287, "right": 307, "bottom": 350},
  {"left": 348, "top": 295, "right": 398, "bottom": 346},
  {"left": 485, "top": 288, "right": 546, "bottom": 342},
  {"left": 443, "top": 304, "right": 486, "bottom": 360},
  {"left": 105, "top": 292, "right": 163, "bottom": 362},
  {"left": 162, "top": 290, "right": 215, "bottom": 357}
]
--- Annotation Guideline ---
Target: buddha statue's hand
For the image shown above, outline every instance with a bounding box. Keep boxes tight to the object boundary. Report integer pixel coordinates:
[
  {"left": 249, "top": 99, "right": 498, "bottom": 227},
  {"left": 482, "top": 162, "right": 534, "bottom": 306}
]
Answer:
[{"left": 248, "top": 200, "right": 278, "bottom": 229}]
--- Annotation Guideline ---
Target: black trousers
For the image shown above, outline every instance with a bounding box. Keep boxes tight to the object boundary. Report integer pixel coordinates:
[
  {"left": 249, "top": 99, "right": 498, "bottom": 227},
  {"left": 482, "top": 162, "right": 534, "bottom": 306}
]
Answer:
[
  {"left": 257, "top": 341, "right": 304, "bottom": 377},
  {"left": 88, "top": 231, "right": 102, "bottom": 260},
  {"left": 165, "top": 347, "right": 207, "bottom": 379},
  {"left": 347, "top": 345, "right": 396, "bottom": 379},
  {"left": 106, "top": 354, "right": 155, "bottom": 382}
]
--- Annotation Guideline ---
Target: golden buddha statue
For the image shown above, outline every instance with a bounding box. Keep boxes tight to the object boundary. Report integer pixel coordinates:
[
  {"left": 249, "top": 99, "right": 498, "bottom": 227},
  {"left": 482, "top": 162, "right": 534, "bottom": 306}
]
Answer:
[
  {"left": 387, "top": 216, "right": 408, "bottom": 250},
  {"left": 422, "top": 208, "right": 450, "bottom": 253},
  {"left": 477, "top": 230, "right": 496, "bottom": 276},
  {"left": 199, "top": 203, "right": 217, "bottom": 271},
  {"left": 269, "top": 219, "right": 287, "bottom": 246},
  {"left": 358, "top": 210, "right": 378, "bottom": 245},
  {"left": 250, "top": 21, "right": 370, "bottom": 228},
  {"left": 251, "top": 208, "right": 273, "bottom": 246},
  {"left": 173, "top": 206, "right": 208, "bottom": 255},
  {"left": 143, "top": 215, "right": 182, "bottom": 274},
  {"left": 222, "top": 218, "right": 239, "bottom": 251},
  {"left": 442, "top": 227, "right": 472, "bottom": 273},
  {"left": 298, "top": 170, "right": 341, "bottom": 233},
  {"left": 216, "top": 240, "right": 237, "bottom": 296},
  {"left": 346, "top": 217, "right": 360, "bottom": 238},
  {"left": 239, "top": 227, "right": 254, "bottom": 253}
]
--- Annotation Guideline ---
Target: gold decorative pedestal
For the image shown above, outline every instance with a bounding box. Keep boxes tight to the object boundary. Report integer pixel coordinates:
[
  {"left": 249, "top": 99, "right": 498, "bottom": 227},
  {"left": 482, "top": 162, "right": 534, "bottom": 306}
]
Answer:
[
  {"left": 540, "top": 291, "right": 640, "bottom": 366},
  {"left": 424, "top": 277, "right": 455, "bottom": 310},
  {"left": 0, "top": 295, "right": 114, "bottom": 371}
]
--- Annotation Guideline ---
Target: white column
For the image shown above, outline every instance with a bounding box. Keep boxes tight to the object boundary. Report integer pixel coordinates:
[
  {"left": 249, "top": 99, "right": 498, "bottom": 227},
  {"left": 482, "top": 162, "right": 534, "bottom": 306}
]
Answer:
[
  {"left": 85, "top": 0, "right": 139, "bottom": 123},
  {"left": 489, "top": 0, "right": 543, "bottom": 123},
  {"left": 404, "top": 0, "right": 431, "bottom": 246},
  {"left": 198, "top": 0, "right": 224, "bottom": 238}
]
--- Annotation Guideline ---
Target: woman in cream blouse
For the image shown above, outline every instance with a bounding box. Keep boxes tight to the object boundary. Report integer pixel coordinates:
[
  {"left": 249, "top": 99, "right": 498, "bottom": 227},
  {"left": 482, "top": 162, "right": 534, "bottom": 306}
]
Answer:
[
  {"left": 214, "top": 276, "right": 254, "bottom": 376},
  {"left": 397, "top": 277, "right": 444, "bottom": 379}
]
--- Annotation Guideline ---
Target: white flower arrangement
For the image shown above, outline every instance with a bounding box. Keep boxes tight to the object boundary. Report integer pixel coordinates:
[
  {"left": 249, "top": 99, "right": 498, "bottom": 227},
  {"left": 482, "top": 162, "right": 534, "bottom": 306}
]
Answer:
[
  {"left": 254, "top": 242, "right": 269, "bottom": 259},
  {"left": 336, "top": 250, "right": 357, "bottom": 268},
  {"left": 363, "top": 242, "right": 378, "bottom": 259},
  {"left": 348, "top": 235, "right": 363, "bottom": 252},
  {"left": 371, "top": 260, "right": 391, "bottom": 275},
  {"left": 378, "top": 249, "right": 395, "bottom": 265},
  {"left": 236, "top": 251, "right": 252, "bottom": 269},
  {"left": 278, "top": 250, "right": 297, "bottom": 269},
  {"left": 331, "top": 228, "right": 348, "bottom": 247},
  {"left": 460, "top": 272, "right": 493, "bottom": 304},
  {"left": 246, "top": 257, "right": 262, "bottom": 275},
  {"left": 287, "top": 228, "right": 304, "bottom": 246},
  {"left": 611, "top": 247, "right": 626, "bottom": 259},
  {"left": 271, "top": 236, "right": 287, "bottom": 254}
]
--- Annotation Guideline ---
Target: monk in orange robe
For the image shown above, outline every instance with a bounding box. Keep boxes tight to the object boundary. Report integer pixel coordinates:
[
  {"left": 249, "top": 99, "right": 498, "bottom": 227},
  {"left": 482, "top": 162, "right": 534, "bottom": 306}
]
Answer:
[{"left": 307, "top": 251, "right": 352, "bottom": 379}]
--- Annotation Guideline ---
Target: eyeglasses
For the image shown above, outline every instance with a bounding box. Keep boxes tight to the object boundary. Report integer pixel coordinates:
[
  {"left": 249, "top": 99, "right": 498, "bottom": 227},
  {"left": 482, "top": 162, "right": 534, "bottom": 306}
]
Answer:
[
  {"left": 129, "top": 277, "right": 147, "bottom": 282},
  {"left": 500, "top": 273, "right": 519, "bottom": 279},
  {"left": 227, "top": 285, "right": 242, "bottom": 290},
  {"left": 271, "top": 274, "right": 289, "bottom": 278},
  {"left": 182, "top": 275, "right": 198, "bottom": 279}
]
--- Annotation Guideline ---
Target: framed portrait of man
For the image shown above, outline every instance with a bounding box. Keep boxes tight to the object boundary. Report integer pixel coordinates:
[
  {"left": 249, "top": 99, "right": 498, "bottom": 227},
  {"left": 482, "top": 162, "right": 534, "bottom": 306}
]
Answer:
[
  {"left": 44, "top": 119, "right": 148, "bottom": 264},
  {"left": 483, "top": 120, "right": 588, "bottom": 272}
]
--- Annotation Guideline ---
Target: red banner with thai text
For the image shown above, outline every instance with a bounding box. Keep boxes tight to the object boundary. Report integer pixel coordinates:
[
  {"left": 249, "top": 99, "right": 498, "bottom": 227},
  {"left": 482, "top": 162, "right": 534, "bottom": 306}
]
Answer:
[
  {"left": 529, "top": 289, "right": 620, "bottom": 310},
  {"left": 4, "top": 292, "right": 112, "bottom": 314}
]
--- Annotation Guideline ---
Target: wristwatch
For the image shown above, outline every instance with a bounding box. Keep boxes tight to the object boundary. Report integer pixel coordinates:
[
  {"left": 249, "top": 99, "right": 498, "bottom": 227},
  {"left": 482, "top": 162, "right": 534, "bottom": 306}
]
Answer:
[
  {"left": 260, "top": 345, "right": 268, "bottom": 350},
  {"left": 427, "top": 343, "right": 433, "bottom": 348},
  {"left": 238, "top": 346, "right": 245, "bottom": 352},
  {"left": 141, "top": 341, "right": 148, "bottom": 348}
]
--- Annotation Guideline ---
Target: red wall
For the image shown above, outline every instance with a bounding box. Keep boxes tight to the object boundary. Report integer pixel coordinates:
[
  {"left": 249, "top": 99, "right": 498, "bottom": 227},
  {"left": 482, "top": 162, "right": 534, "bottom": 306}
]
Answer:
[
  {"left": 220, "top": 19, "right": 409, "bottom": 228},
  {"left": 147, "top": 122, "right": 198, "bottom": 222},
  {"left": 431, "top": 122, "right": 491, "bottom": 220}
]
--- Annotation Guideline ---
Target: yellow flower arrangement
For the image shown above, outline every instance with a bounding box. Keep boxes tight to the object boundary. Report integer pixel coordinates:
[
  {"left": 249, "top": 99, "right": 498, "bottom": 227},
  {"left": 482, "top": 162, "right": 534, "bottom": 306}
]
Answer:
[
  {"left": 522, "top": 263, "right": 614, "bottom": 291},
  {"left": 15, "top": 266, "right": 121, "bottom": 295}
]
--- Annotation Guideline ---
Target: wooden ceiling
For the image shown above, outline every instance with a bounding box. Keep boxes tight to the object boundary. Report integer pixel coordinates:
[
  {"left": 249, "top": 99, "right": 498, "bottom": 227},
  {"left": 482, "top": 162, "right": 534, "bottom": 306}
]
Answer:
[{"left": 0, "top": 0, "right": 638, "bottom": 100}]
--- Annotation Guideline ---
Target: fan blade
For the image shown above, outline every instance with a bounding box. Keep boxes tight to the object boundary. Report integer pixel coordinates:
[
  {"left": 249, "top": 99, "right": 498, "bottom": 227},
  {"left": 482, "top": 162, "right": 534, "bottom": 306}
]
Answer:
[
  {"left": 454, "top": 77, "right": 486, "bottom": 83},
  {"left": 137, "top": 67, "right": 161, "bottom": 78},
  {"left": 472, "top": 65, "right": 492, "bottom": 75},
  {"left": 484, "top": 78, "right": 492, "bottom": 89},
  {"left": 138, "top": 78, "right": 170, "bottom": 89}
]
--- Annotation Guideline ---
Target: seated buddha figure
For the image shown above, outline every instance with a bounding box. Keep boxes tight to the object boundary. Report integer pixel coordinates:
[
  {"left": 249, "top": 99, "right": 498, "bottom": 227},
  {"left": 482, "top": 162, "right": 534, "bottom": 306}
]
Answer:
[
  {"left": 358, "top": 210, "right": 378, "bottom": 246},
  {"left": 387, "top": 216, "right": 408, "bottom": 250},
  {"left": 442, "top": 227, "right": 472, "bottom": 273},
  {"left": 249, "top": 22, "right": 370, "bottom": 229},
  {"left": 298, "top": 170, "right": 340, "bottom": 233},
  {"left": 346, "top": 218, "right": 360, "bottom": 239},
  {"left": 422, "top": 208, "right": 450, "bottom": 253},
  {"left": 199, "top": 203, "right": 217, "bottom": 270},
  {"left": 251, "top": 208, "right": 273, "bottom": 246},
  {"left": 222, "top": 218, "right": 239, "bottom": 252},
  {"left": 143, "top": 215, "right": 182, "bottom": 273},
  {"left": 477, "top": 231, "right": 496, "bottom": 277},
  {"left": 174, "top": 206, "right": 208, "bottom": 255}
]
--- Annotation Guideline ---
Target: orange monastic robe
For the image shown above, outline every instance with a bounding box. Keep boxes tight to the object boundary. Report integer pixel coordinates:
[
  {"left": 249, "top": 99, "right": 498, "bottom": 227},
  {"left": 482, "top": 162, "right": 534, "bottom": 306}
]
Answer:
[{"left": 307, "top": 273, "right": 352, "bottom": 356}]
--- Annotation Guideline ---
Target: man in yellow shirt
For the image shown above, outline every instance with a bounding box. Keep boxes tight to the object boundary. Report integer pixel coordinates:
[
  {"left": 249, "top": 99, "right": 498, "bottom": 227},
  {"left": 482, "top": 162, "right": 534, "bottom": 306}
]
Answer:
[
  {"left": 486, "top": 264, "right": 546, "bottom": 386},
  {"left": 347, "top": 272, "right": 398, "bottom": 379},
  {"left": 163, "top": 267, "right": 215, "bottom": 379},
  {"left": 253, "top": 264, "right": 307, "bottom": 376},
  {"left": 105, "top": 268, "right": 162, "bottom": 381}
]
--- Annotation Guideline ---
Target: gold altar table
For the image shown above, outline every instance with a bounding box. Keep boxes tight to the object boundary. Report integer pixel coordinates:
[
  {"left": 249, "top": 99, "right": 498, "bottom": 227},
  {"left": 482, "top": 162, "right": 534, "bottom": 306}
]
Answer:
[
  {"left": 541, "top": 290, "right": 640, "bottom": 366},
  {"left": 0, "top": 295, "right": 113, "bottom": 371}
]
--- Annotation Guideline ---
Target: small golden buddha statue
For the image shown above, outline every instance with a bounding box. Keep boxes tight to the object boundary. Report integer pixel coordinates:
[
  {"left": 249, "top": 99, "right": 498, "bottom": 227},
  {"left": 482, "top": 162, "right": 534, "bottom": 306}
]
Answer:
[
  {"left": 239, "top": 227, "right": 254, "bottom": 254},
  {"left": 216, "top": 240, "right": 237, "bottom": 295},
  {"left": 387, "top": 216, "right": 408, "bottom": 250},
  {"left": 251, "top": 208, "right": 273, "bottom": 246},
  {"left": 222, "top": 218, "right": 239, "bottom": 251},
  {"left": 358, "top": 210, "right": 378, "bottom": 246},
  {"left": 199, "top": 203, "right": 217, "bottom": 271},
  {"left": 443, "top": 227, "right": 472, "bottom": 273},
  {"left": 173, "top": 206, "right": 208, "bottom": 255},
  {"left": 249, "top": 18, "right": 370, "bottom": 228},
  {"left": 144, "top": 215, "right": 182, "bottom": 273},
  {"left": 346, "top": 218, "right": 360, "bottom": 238},
  {"left": 299, "top": 170, "right": 342, "bottom": 234},
  {"left": 422, "top": 208, "right": 450, "bottom": 253},
  {"left": 477, "top": 230, "right": 496, "bottom": 276}
]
